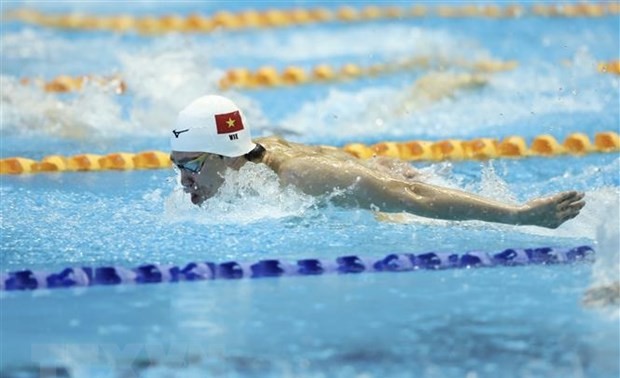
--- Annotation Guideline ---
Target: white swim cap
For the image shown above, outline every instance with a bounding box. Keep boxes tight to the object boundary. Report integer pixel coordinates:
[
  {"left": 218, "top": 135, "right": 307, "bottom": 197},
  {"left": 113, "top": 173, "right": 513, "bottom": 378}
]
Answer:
[{"left": 171, "top": 95, "right": 256, "bottom": 157}]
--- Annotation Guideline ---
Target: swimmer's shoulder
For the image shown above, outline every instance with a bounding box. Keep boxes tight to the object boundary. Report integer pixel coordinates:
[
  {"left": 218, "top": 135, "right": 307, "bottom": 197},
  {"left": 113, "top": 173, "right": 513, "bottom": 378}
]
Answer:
[
  {"left": 256, "top": 136, "right": 311, "bottom": 154},
  {"left": 256, "top": 135, "right": 356, "bottom": 160},
  {"left": 255, "top": 135, "right": 291, "bottom": 148}
]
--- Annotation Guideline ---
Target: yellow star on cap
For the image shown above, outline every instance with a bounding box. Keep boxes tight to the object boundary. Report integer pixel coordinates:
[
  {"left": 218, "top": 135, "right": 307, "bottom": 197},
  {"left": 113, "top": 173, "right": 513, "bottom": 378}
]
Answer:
[{"left": 226, "top": 118, "right": 235, "bottom": 128}]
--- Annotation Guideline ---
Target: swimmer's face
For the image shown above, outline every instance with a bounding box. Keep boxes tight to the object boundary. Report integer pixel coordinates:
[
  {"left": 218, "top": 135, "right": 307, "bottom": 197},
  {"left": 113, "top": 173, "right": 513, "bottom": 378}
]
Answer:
[{"left": 170, "top": 151, "right": 228, "bottom": 205}]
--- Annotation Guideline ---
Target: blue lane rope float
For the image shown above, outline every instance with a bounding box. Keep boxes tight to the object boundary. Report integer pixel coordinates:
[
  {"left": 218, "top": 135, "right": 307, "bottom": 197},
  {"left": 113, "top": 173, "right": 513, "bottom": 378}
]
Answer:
[{"left": 0, "top": 246, "right": 594, "bottom": 291}]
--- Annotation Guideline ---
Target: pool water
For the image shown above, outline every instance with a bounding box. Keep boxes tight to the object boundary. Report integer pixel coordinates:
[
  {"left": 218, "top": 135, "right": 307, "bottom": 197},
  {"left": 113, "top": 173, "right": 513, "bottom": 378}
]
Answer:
[{"left": 1, "top": 1, "right": 619, "bottom": 377}]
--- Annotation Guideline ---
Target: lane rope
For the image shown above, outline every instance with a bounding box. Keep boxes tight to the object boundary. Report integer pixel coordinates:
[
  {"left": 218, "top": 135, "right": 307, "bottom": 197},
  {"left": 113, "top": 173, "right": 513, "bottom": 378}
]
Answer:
[
  {"left": 6, "top": 4, "right": 620, "bottom": 34},
  {"left": 1, "top": 132, "right": 618, "bottom": 175},
  {"left": 0, "top": 150, "right": 171, "bottom": 174},
  {"left": 219, "top": 59, "right": 511, "bottom": 89},
  {"left": 598, "top": 60, "right": 620, "bottom": 75},
  {"left": 19, "top": 74, "right": 126, "bottom": 94},
  {"left": 0, "top": 246, "right": 594, "bottom": 291},
  {"left": 20, "top": 58, "right": 518, "bottom": 94},
  {"left": 343, "top": 131, "right": 620, "bottom": 160},
  {"left": 18, "top": 59, "right": 619, "bottom": 93}
]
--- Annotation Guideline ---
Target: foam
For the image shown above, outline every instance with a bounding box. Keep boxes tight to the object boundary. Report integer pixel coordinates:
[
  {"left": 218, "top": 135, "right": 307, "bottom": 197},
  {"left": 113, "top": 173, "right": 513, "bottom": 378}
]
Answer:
[
  {"left": 281, "top": 50, "right": 614, "bottom": 143},
  {"left": 590, "top": 187, "right": 620, "bottom": 283},
  {"left": 113, "top": 37, "right": 270, "bottom": 137},
  {"left": 209, "top": 24, "right": 483, "bottom": 62},
  {"left": 0, "top": 31, "right": 271, "bottom": 139},
  {"left": 163, "top": 163, "right": 316, "bottom": 225},
  {"left": 0, "top": 24, "right": 486, "bottom": 141},
  {"left": 577, "top": 185, "right": 620, "bottom": 316},
  {"left": 0, "top": 75, "right": 130, "bottom": 139},
  {"left": 5, "top": 27, "right": 615, "bottom": 144}
]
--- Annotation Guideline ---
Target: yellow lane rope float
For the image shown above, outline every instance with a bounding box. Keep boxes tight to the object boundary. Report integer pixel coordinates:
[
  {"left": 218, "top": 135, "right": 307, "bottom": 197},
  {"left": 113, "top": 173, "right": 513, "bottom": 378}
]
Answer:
[
  {"left": 1, "top": 132, "right": 618, "bottom": 175},
  {"left": 598, "top": 60, "right": 620, "bottom": 75},
  {"left": 19, "top": 75, "right": 127, "bottom": 94},
  {"left": 21, "top": 58, "right": 516, "bottom": 94},
  {"left": 19, "top": 59, "right": 620, "bottom": 94},
  {"left": 6, "top": 3, "right": 620, "bottom": 34},
  {"left": 344, "top": 132, "right": 620, "bottom": 160},
  {"left": 219, "top": 58, "right": 518, "bottom": 89},
  {"left": 0, "top": 151, "right": 171, "bottom": 174}
]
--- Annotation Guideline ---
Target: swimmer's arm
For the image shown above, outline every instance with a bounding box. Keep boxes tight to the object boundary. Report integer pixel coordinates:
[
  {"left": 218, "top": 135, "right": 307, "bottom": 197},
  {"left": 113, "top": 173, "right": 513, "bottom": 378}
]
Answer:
[
  {"left": 394, "top": 181, "right": 523, "bottom": 224},
  {"left": 278, "top": 159, "right": 584, "bottom": 227},
  {"left": 277, "top": 158, "right": 521, "bottom": 223},
  {"left": 394, "top": 182, "right": 584, "bottom": 228}
]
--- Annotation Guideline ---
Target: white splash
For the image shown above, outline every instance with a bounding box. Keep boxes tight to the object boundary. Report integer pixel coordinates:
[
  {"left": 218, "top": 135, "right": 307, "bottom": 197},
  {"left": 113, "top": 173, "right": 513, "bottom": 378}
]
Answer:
[
  {"left": 120, "top": 38, "right": 221, "bottom": 135},
  {"left": 280, "top": 50, "right": 613, "bottom": 142},
  {"left": 477, "top": 161, "right": 519, "bottom": 204},
  {"left": 0, "top": 32, "right": 270, "bottom": 139},
  {"left": 163, "top": 163, "right": 316, "bottom": 225},
  {"left": 590, "top": 187, "right": 620, "bottom": 284},
  {"left": 110, "top": 36, "right": 270, "bottom": 137},
  {"left": 575, "top": 186, "right": 620, "bottom": 316},
  {"left": 0, "top": 75, "right": 129, "bottom": 138},
  {"left": 212, "top": 24, "right": 484, "bottom": 62}
]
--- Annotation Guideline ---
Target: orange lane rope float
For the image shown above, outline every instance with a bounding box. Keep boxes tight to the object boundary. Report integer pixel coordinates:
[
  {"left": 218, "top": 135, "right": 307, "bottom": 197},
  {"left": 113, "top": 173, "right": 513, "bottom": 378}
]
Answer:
[
  {"left": 1, "top": 132, "right": 618, "bottom": 175},
  {"left": 6, "top": 4, "right": 620, "bottom": 34}
]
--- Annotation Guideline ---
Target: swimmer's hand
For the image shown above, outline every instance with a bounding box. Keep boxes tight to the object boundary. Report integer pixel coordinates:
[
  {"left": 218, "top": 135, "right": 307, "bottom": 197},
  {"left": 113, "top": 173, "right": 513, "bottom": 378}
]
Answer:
[{"left": 518, "top": 191, "right": 585, "bottom": 228}]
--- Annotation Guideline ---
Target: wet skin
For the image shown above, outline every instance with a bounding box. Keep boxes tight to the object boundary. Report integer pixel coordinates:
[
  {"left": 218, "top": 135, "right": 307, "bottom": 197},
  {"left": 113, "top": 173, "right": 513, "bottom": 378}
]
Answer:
[
  {"left": 171, "top": 136, "right": 585, "bottom": 228},
  {"left": 170, "top": 152, "right": 229, "bottom": 205}
]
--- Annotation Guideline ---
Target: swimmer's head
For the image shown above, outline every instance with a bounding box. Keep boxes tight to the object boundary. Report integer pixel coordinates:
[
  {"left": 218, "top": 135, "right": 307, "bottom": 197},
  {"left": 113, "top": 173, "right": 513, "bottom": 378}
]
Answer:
[{"left": 171, "top": 95, "right": 256, "bottom": 157}]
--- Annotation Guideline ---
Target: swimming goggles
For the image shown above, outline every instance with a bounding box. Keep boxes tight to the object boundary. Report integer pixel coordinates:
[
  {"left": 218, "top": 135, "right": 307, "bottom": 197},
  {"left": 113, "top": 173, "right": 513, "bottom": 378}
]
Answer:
[{"left": 174, "top": 154, "right": 208, "bottom": 174}]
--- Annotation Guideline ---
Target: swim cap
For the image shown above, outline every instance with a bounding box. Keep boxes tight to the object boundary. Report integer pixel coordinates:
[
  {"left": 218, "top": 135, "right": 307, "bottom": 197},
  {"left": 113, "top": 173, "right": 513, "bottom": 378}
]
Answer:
[{"left": 171, "top": 95, "right": 256, "bottom": 157}]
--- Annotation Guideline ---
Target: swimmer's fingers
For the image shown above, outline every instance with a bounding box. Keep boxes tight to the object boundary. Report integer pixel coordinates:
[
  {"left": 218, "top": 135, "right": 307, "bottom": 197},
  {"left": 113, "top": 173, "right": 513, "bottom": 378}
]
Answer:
[
  {"left": 543, "top": 191, "right": 576, "bottom": 208},
  {"left": 559, "top": 198, "right": 586, "bottom": 211},
  {"left": 558, "top": 201, "right": 585, "bottom": 221},
  {"left": 561, "top": 201, "right": 585, "bottom": 214},
  {"left": 557, "top": 191, "right": 585, "bottom": 208},
  {"left": 570, "top": 191, "right": 585, "bottom": 202},
  {"left": 557, "top": 191, "right": 583, "bottom": 203},
  {"left": 571, "top": 200, "right": 586, "bottom": 210}
]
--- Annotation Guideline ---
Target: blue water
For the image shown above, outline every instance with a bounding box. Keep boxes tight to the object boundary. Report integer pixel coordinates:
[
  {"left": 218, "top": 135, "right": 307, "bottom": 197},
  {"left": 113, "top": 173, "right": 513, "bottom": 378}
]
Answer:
[
  {"left": 1, "top": 266, "right": 615, "bottom": 378},
  {"left": 1, "top": 1, "right": 619, "bottom": 377}
]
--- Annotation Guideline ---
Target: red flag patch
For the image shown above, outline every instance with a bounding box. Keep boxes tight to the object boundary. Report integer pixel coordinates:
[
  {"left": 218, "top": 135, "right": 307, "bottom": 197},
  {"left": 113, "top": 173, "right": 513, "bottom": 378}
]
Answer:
[{"left": 215, "top": 111, "right": 244, "bottom": 134}]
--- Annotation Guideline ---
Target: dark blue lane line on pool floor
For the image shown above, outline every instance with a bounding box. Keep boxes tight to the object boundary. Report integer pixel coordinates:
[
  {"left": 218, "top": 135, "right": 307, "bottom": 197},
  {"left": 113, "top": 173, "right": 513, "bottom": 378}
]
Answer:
[{"left": 0, "top": 246, "right": 594, "bottom": 291}]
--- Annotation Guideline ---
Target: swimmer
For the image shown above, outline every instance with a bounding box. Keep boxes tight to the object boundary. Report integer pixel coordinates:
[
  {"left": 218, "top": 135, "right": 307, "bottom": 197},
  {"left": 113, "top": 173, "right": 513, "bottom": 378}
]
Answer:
[
  {"left": 582, "top": 282, "right": 620, "bottom": 308},
  {"left": 170, "top": 95, "right": 585, "bottom": 229}
]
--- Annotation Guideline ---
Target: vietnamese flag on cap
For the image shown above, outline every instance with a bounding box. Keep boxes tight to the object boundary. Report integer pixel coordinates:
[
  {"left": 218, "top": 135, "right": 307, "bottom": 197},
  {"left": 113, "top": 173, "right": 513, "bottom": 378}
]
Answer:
[{"left": 215, "top": 111, "right": 244, "bottom": 134}]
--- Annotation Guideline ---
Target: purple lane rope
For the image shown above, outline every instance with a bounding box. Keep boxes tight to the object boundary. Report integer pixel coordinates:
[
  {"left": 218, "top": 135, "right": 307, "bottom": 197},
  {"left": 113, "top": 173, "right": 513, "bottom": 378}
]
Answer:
[{"left": 0, "top": 246, "right": 594, "bottom": 291}]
